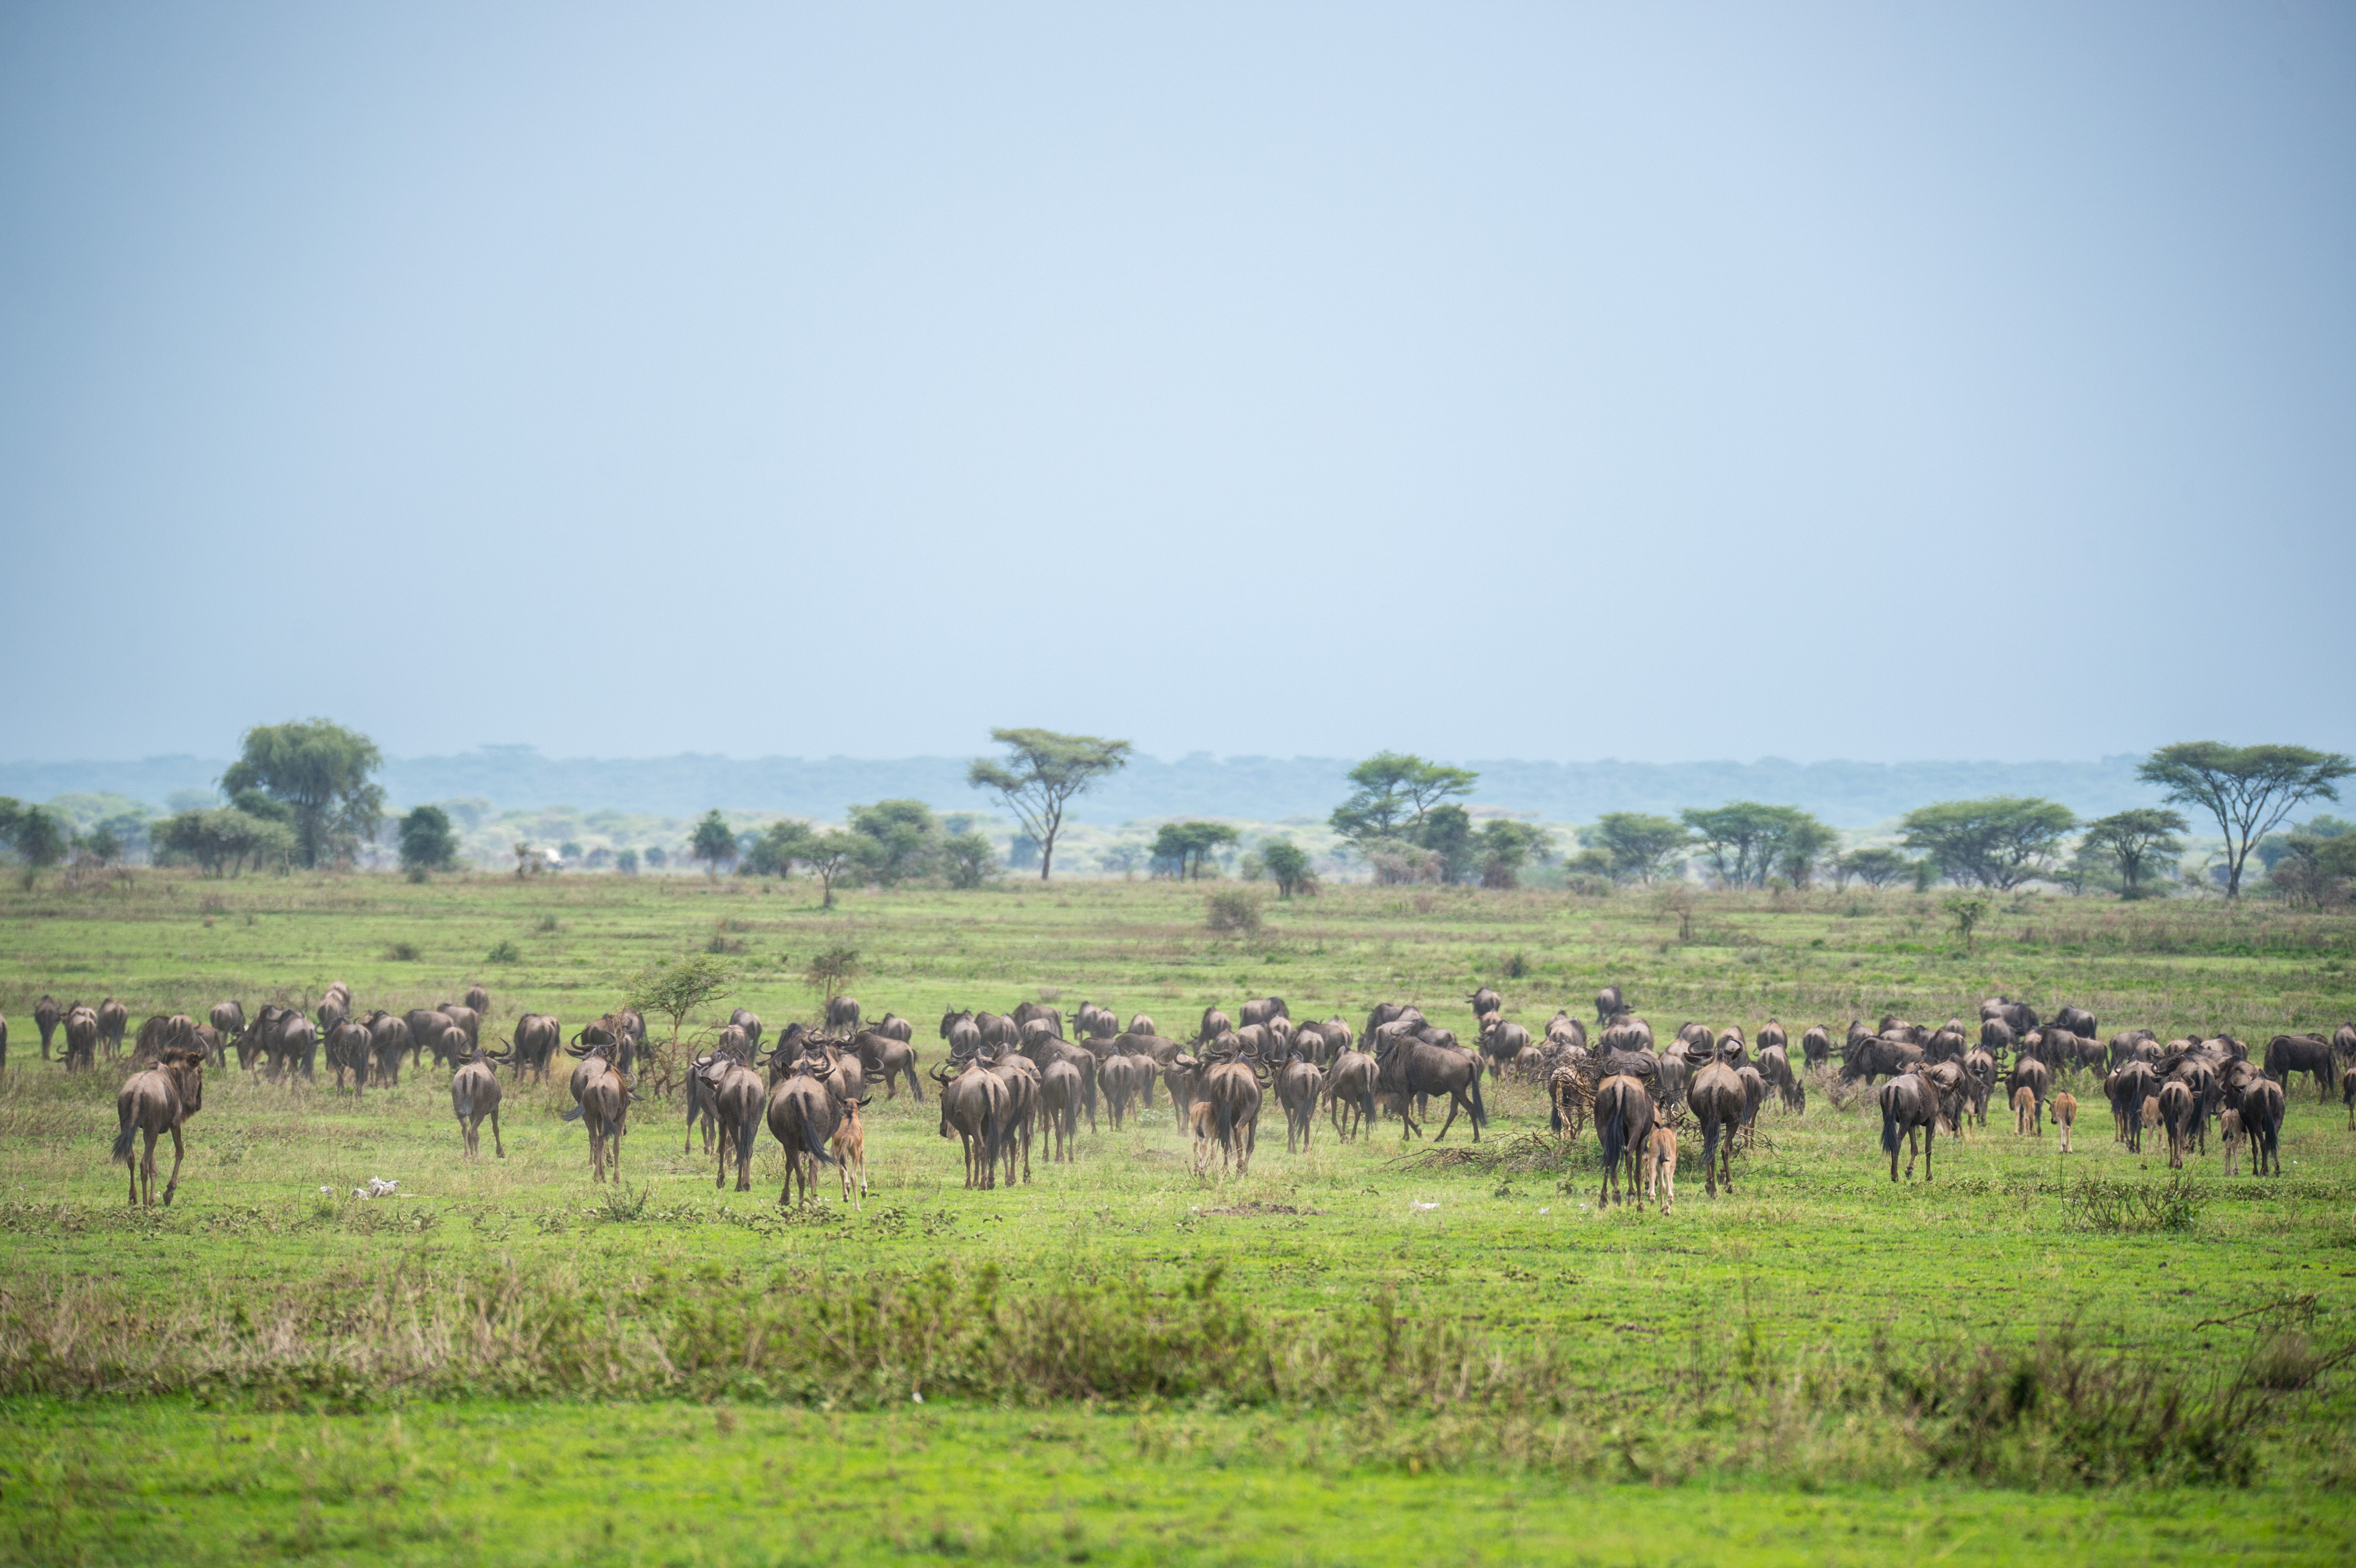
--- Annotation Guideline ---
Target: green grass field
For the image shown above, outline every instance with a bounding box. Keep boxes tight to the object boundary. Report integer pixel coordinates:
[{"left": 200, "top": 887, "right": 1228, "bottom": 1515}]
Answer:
[{"left": 3, "top": 871, "right": 2354, "bottom": 1564}]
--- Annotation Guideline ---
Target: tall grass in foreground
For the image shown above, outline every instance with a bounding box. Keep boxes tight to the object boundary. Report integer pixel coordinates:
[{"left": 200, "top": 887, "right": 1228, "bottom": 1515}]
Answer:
[{"left": 1, "top": 1258, "right": 2344, "bottom": 1489}]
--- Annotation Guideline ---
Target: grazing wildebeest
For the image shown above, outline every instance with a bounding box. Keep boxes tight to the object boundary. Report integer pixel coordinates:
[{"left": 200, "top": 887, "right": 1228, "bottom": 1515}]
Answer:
[
  {"left": 1880, "top": 1073, "right": 1940, "bottom": 1182},
  {"left": 2344, "top": 1067, "right": 2356, "bottom": 1131},
  {"left": 1800, "top": 1024, "right": 1832, "bottom": 1070},
  {"left": 1240, "top": 995, "right": 1289, "bottom": 1029},
  {"left": 1374, "top": 1030, "right": 1486, "bottom": 1142},
  {"left": 1686, "top": 1050, "right": 1746, "bottom": 1198},
  {"left": 934, "top": 1059, "right": 1009, "bottom": 1189},
  {"left": 1278, "top": 1055, "right": 1324, "bottom": 1152},
  {"left": 2107, "top": 1061, "right": 2157, "bottom": 1150},
  {"left": 365, "top": 1012, "right": 412, "bottom": 1087},
  {"left": 2051, "top": 1005, "right": 2097, "bottom": 1042},
  {"left": 1644, "top": 1126, "right": 1677, "bottom": 1214},
  {"left": 2158, "top": 1080, "right": 2196, "bottom": 1169},
  {"left": 979, "top": 1046, "right": 1039, "bottom": 1185},
  {"left": 2052, "top": 1090, "right": 2077, "bottom": 1151},
  {"left": 562, "top": 1044, "right": 631, "bottom": 1182},
  {"left": 1466, "top": 987, "right": 1502, "bottom": 1025},
  {"left": 209, "top": 1001, "right": 245, "bottom": 1056},
  {"left": 767, "top": 1062, "right": 840, "bottom": 1204},
  {"left": 1594, "top": 985, "right": 1625, "bottom": 1024},
  {"left": 826, "top": 995, "right": 862, "bottom": 1034},
  {"left": 1479, "top": 1017, "right": 1531, "bottom": 1080},
  {"left": 2008, "top": 1056, "right": 2053, "bottom": 1125},
  {"left": 703, "top": 1054, "right": 767, "bottom": 1190},
  {"left": 1980, "top": 997, "right": 2038, "bottom": 1036},
  {"left": 112, "top": 1046, "right": 205, "bottom": 1207},
  {"left": 1197, "top": 1006, "right": 1234, "bottom": 1044},
  {"left": 450, "top": 1046, "right": 510, "bottom": 1160},
  {"left": 2265, "top": 1034, "right": 2336, "bottom": 1102},
  {"left": 63, "top": 1005, "right": 99, "bottom": 1073},
  {"left": 1040, "top": 1059, "right": 1082, "bottom": 1163},
  {"left": 325, "top": 1020, "right": 373, "bottom": 1092},
  {"left": 1100, "top": 1053, "right": 1148, "bottom": 1127},
  {"left": 513, "top": 1013, "right": 561, "bottom": 1082},
  {"left": 406, "top": 1009, "right": 455, "bottom": 1069},
  {"left": 1327, "top": 1050, "right": 1378, "bottom": 1141},
  {"left": 851, "top": 1029, "right": 923, "bottom": 1101},
  {"left": 438, "top": 1003, "right": 481, "bottom": 1049},
  {"left": 727, "top": 1007, "right": 764, "bottom": 1047},
  {"left": 464, "top": 983, "right": 490, "bottom": 1017},
  {"left": 35, "top": 996, "right": 61, "bottom": 1060},
  {"left": 1592, "top": 1074, "right": 1654, "bottom": 1208},
  {"left": 1842, "top": 1034, "right": 1920, "bottom": 1085},
  {"left": 871, "top": 1012, "right": 915, "bottom": 1045},
  {"left": 1199, "top": 1056, "right": 1264, "bottom": 1175},
  {"left": 2228, "top": 1075, "right": 2285, "bottom": 1176},
  {"left": 96, "top": 999, "right": 128, "bottom": 1058}
]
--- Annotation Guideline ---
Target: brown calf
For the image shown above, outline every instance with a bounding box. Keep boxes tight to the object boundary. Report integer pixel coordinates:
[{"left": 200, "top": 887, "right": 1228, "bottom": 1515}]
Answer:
[
  {"left": 1644, "top": 1126, "right": 1678, "bottom": 1214},
  {"left": 2051, "top": 1091, "right": 2077, "bottom": 1154}
]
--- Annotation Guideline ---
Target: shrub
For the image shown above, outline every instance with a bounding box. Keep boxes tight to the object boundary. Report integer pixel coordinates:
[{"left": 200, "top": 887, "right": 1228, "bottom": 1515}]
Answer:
[
  {"left": 386, "top": 941, "right": 423, "bottom": 962},
  {"left": 1205, "top": 889, "right": 1264, "bottom": 935},
  {"left": 485, "top": 940, "right": 522, "bottom": 965}
]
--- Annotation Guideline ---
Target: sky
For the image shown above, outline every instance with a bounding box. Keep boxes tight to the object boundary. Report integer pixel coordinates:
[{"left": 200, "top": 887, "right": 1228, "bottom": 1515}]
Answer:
[{"left": 3, "top": 2, "right": 2351, "bottom": 765}]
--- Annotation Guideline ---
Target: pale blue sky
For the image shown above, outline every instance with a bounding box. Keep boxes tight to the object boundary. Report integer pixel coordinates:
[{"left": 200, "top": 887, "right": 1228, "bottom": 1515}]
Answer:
[{"left": 4, "top": 3, "right": 2350, "bottom": 763}]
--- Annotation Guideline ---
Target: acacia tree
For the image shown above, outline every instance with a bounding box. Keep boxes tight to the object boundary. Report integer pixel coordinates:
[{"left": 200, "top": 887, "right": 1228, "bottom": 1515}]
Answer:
[
  {"left": 1477, "top": 819, "right": 1554, "bottom": 888},
  {"left": 624, "top": 953, "right": 736, "bottom": 1067},
  {"left": 2078, "top": 807, "right": 2189, "bottom": 897},
  {"left": 1259, "top": 838, "right": 1314, "bottom": 898},
  {"left": 0, "top": 800, "right": 67, "bottom": 886},
  {"left": 1678, "top": 802, "right": 1829, "bottom": 888},
  {"left": 220, "top": 719, "right": 384, "bottom": 868},
  {"left": 848, "top": 799, "right": 944, "bottom": 884},
  {"left": 1898, "top": 797, "right": 2077, "bottom": 890},
  {"left": 1329, "top": 752, "right": 1477, "bottom": 847},
  {"left": 1582, "top": 813, "right": 1691, "bottom": 884},
  {"left": 1836, "top": 847, "right": 1912, "bottom": 889},
  {"left": 969, "top": 729, "right": 1133, "bottom": 881},
  {"left": 2138, "top": 742, "right": 2354, "bottom": 898},
  {"left": 1151, "top": 820, "right": 1239, "bottom": 879},
  {"left": 802, "top": 829, "right": 873, "bottom": 908}
]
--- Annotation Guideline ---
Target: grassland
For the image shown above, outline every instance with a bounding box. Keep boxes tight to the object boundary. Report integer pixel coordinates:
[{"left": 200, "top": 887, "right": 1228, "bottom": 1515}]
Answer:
[{"left": 2, "top": 870, "right": 2354, "bottom": 1564}]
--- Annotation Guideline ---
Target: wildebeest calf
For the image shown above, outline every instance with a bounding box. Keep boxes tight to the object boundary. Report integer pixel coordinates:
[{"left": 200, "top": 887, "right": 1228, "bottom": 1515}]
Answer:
[
  {"left": 1644, "top": 1126, "right": 1677, "bottom": 1214},
  {"left": 2051, "top": 1091, "right": 2077, "bottom": 1154}
]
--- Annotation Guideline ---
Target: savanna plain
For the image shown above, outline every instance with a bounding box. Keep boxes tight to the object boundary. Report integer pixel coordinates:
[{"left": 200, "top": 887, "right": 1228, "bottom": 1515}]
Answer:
[{"left": 2, "top": 871, "right": 2354, "bottom": 1566}]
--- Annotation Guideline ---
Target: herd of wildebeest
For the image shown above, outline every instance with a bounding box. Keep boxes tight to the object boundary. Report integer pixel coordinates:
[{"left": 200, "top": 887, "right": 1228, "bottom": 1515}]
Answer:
[{"left": 6, "top": 981, "right": 2353, "bottom": 1214}]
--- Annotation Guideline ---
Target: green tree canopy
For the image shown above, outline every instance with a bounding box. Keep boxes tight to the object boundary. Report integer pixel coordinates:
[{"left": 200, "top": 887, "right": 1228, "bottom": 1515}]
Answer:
[
  {"left": 1836, "top": 847, "right": 1913, "bottom": 889},
  {"left": 1582, "top": 813, "right": 1691, "bottom": 884},
  {"left": 2139, "top": 742, "right": 2355, "bottom": 898},
  {"left": 743, "top": 819, "right": 818, "bottom": 877},
  {"left": 802, "top": 829, "right": 874, "bottom": 908},
  {"left": 942, "top": 829, "right": 1000, "bottom": 889},
  {"left": 689, "top": 810, "right": 739, "bottom": 876},
  {"left": 397, "top": 806, "right": 462, "bottom": 881},
  {"left": 1329, "top": 752, "right": 1478, "bottom": 845},
  {"left": 1476, "top": 819, "right": 1554, "bottom": 888},
  {"left": 1898, "top": 796, "right": 2077, "bottom": 889},
  {"left": 1151, "top": 820, "right": 1240, "bottom": 880},
  {"left": 1259, "top": 838, "right": 1314, "bottom": 898},
  {"left": 1417, "top": 804, "right": 1478, "bottom": 883},
  {"left": 0, "top": 799, "right": 68, "bottom": 877},
  {"left": 2078, "top": 807, "right": 2188, "bottom": 896},
  {"left": 153, "top": 806, "right": 297, "bottom": 878},
  {"left": 1774, "top": 817, "right": 1840, "bottom": 889},
  {"left": 623, "top": 953, "right": 736, "bottom": 1053},
  {"left": 1678, "top": 802, "right": 1831, "bottom": 888},
  {"left": 969, "top": 729, "right": 1133, "bottom": 881},
  {"left": 848, "top": 799, "right": 944, "bottom": 884},
  {"left": 219, "top": 719, "right": 384, "bottom": 868}
]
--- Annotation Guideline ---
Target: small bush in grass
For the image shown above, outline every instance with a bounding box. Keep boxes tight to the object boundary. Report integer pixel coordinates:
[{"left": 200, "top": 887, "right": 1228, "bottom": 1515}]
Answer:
[
  {"left": 2064, "top": 1172, "right": 2210, "bottom": 1233},
  {"left": 386, "top": 941, "right": 422, "bottom": 962},
  {"left": 486, "top": 940, "right": 522, "bottom": 964},
  {"left": 1206, "top": 890, "right": 1264, "bottom": 935}
]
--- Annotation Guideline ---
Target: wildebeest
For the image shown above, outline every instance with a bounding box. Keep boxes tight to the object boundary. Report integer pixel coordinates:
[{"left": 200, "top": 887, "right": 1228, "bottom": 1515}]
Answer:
[
  {"left": 767, "top": 1061, "right": 840, "bottom": 1204},
  {"left": 208, "top": 1000, "right": 245, "bottom": 1056},
  {"left": 2052, "top": 1090, "right": 2077, "bottom": 1152},
  {"left": 727, "top": 1007, "right": 764, "bottom": 1047},
  {"left": 1879, "top": 1072, "right": 1940, "bottom": 1182},
  {"left": 1197, "top": 1006, "right": 1234, "bottom": 1044},
  {"left": 1040, "top": 1058, "right": 1083, "bottom": 1163},
  {"left": 2012, "top": 1085, "right": 2040, "bottom": 1137},
  {"left": 112, "top": 1046, "right": 205, "bottom": 1207},
  {"left": 2008, "top": 1056, "right": 2053, "bottom": 1125},
  {"left": 365, "top": 1012, "right": 412, "bottom": 1086},
  {"left": 325, "top": 1020, "right": 373, "bottom": 1092},
  {"left": 1595, "top": 985, "right": 1625, "bottom": 1024},
  {"left": 2158, "top": 1080, "right": 2196, "bottom": 1169},
  {"left": 1644, "top": 1126, "right": 1677, "bottom": 1214},
  {"left": 450, "top": 1046, "right": 511, "bottom": 1159},
  {"left": 1592, "top": 1074, "right": 1654, "bottom": 1208},
  {"left": 1240, "top": 995, "right": 1289, "bottom": 1029},
  {"left": 934, "top": 1059, "right": 1009, "bottom": 1189},
  {"left": 1842, "top": 1034, "right": 1921, "bottom": 1085},
  {"left": 437, "top": 1003, "right": 482, "bottom": 1049},
  {"left": 2106, "top": 1061, "right": 2157, "bottom": 1151},
  {"left": 406, "top": 1008, "right": 455, "bottom": 1069},
  {"left": 95, "top": 999, "right": 128, "bottom": 1058},
  {"left": 2265, "top": 1034, "right": 2336, "bottom": 1102},
  {"left": 826, "top": 995, "right": 862, "bottom": 1034},
  {"left": 464, "top": 983, "right": 490, "bottom": 1017},
  {"left": 562, "top": 1044, "right": 631, "bottom": 1182},
  {"left": 35, "top": 996, "right": 61, "bottom": 1060},
  {"left": 702, "top": 1054, "right": 767, "bottom": 1190},
  {"left": 1278, "top": 1055, "right": 1324, "bottom": 1152},
  {"left": 513, "top": 1013, "right": 561, "bottom": 1082},
  {"left": 2221, "top": 1107, "right": 2244, "bottom": 1176},
  {"left": 1466, "top": 986, "right": 1501, "bottom": 1024},
  {"left": 2226, "top": 1075, "right": 2285, "bottom": 1176},
  {"left": 1478, "top": 1017, "right": 1532, "bottom": 1079},
  {"left": 2051, "top": 1005, "right": 2098, "bottom": 1041},
  {"left": 1800, "top": 1024, "right": 1832, "bottom": 1070},
  {"left": 1198, "top": 1056, "right": 1264, "bottom": 1175},
  {"left": 1374, "top": 1029, "right": 1486, "bottom": 1142},
  {"left": 832, "top": 1096, "right": 870, "bottom": 1206},
  {"left": 1327, "top": 1050, "right": 1378, "bottom": 1141},
  {"left": 63, "top": 1004, "right": 99, "bottom": 1073},
  {"left": 2345, "top": 1067, "right": 2356, "bottom": 1132},
  {"left": 851, "top": 1029, "right": 924, "bottom": 1101},
  {"left": 1100, "top": 1053, "right": 1149, "bottom": 1128},
  {"left": 1979, "top": 997, "right": 2038, "bottom": 1036},
  {"left": 1686, "top": 1050, "right": 1746, "bottom": 1198}
]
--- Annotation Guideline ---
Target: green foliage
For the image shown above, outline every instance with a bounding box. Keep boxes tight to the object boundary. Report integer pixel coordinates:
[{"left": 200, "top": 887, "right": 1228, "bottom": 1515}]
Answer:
[
  {"left": 1204, "top": 887, "right": 1264, "bottom": 934},
  {"left": 968, "top": 728, "right": 1134, "bottom": 880},
  {"left": 0, "top": 799, "right": 68, "bottom": 876},
  {"left": 743, "top": 819, "right": 816, "bottom": 877},
  {"left": 396, "top": 805, "right": 461, "bottom": 882},
  {"left": 2080, "top": 807, "right": 2189, "bottom": 894},
  {"left": 2267, "top": 831, "right": 2356, "bottom": 909},
  {"left": 1329, "top": 751, "right": 1478, "bottom": 847},
  {"left": 848, "top": 799, "right": 944, "bottom": 885},
  {"left": 1678, "top": 802, "right": 1834, "bottom": 888},
  {"left": 1581, "top": 812, "right": 1690, "bottom": 883},
  {"left": 943, "top": 830, "right": 1000, "bottom": 889},
  {"left": 1838, "top": 847, "right": 1913, "bottom": 889},
  {"left": 1417, "top": 804, "right": 1477, "bottom": 884},
  {"left": 1474, "top": 820, "right": 1554, "bottom": 888},
  {"left": 1259, "top": 838, "right": 1315, "bottom": 898},
  {"left": 1150, "top": 821, "right": 1239, "bottom": 880},
  {"left": 803, "top": 829, "right": 874, "bottom": 908},
  {"left": 615, "top": 847, "right": 640, "bottom": 875},
  {"left": 80, "top": 823, "right": 122, "bottom": 865},
  {"left": 624, "top": 953, "right": 737, "bottom": 1045},
  {"left": 803, "top": 944, "right": 861, "bottom": 1002},
  {"left": 2141, "top": 742, "right": 2356, "bottom": 898},
  {"left": 1899, "top": 797, "right": 2077, "bottom": 890},
  {"left": 219, "top": 719, "right": 384, "bottom": 868},
  {"left": 485, "top": 939, "right": 522, "bottom": 964},
  {"left": 1942, "top": 893, "right": 1991, "bottom": 951},
  {"left": 151, "top": 807, "right": 297, "bottom": 878},
  {"left": 689, "top": 810, "right": 739, "bottom": 875}
]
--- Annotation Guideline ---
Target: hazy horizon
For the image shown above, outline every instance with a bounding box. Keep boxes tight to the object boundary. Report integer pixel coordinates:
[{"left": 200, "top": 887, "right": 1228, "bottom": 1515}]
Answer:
[{"left": 6, "top": 3, "right": 2351, "bottom": 761}]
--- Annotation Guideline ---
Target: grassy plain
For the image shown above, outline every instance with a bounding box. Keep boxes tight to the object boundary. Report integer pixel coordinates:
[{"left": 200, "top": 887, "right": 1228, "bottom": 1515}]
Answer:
[{"left": 1, "top": 871, "right": 2354, "bottom": 1564}]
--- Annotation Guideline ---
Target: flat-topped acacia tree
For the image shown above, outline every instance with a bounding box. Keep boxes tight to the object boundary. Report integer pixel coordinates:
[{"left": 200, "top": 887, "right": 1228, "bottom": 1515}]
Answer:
[
  {"left": 2139, "top": 742, "right": 2354, "bottom": 898},
  {"left": 968, "top": 728, "right": 1133, "bottom": 881}
]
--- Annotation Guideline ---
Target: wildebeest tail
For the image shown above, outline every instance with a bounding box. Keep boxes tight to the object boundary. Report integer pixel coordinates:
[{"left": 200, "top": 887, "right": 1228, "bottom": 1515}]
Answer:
[
  {"left": 1880, "top": 1097, "right": 1901, "bottom": 1155},
  {"left": 735, "top": 1110, "right": 759, "bottom": 1170},
  {"left": 801, "top": 1115, "right": 837, "bottom": 1168},
  {"left": 1597, "top": 1093, "right": 1626, "bottom": 1174},
  {"left": 562, "top": 1104, "right": 585, "bottom": 1122},
  {"left": 454, "top": 1086, "right": 475, "bottom": 1120},
  {"left": 1469, "top": 1067, "right": 1488, "bottom": 1129},
  {"left": 110, "top": 1113, "right": 135, "bottom": 1164}
]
